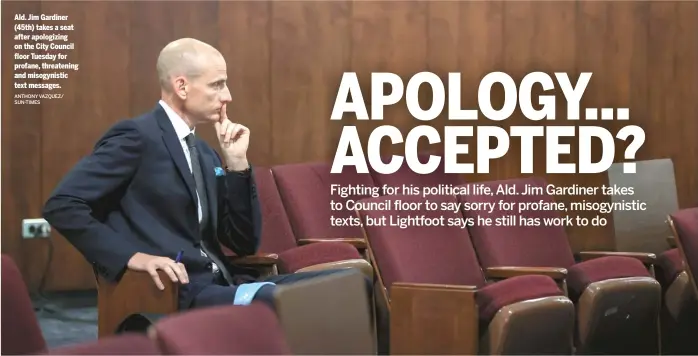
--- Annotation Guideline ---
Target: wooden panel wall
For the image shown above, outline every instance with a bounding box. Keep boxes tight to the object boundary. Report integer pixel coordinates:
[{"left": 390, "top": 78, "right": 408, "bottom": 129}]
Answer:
[{"left": 3, "top": 1, "right": 697, "bottom": 292}]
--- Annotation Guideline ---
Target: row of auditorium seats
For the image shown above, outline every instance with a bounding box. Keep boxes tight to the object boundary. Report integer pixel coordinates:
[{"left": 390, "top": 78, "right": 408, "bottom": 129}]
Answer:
[
  {"left": 94, "top": 154, "right": 466, "bottom": 335},
  {"left": 1, "top": 254, "right": 375, "bottom": 355},
  {"left": 12, "top": 153, "right": 696, "bottom": 355},
  {"left": 244, "top": 154, "right": 697, "bottom": 354}
]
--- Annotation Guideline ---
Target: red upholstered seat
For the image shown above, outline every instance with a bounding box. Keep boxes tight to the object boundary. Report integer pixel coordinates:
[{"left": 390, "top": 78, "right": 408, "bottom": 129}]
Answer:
[
  {"left": 566, "top": 256, "right": 652, "bottom": 301},
  {"left": 253, "top": 166, "right": 300, "bottom": 253},
  {"left": 3, "top": 255, "right": 160, "bottom": 355},
  {"left": 669, "top": 208, "right": 698, "bottom": 290},
  {"left": 457, "top": 177, "right": 662, "bottom": 354},
  {"left": 271, "top": 162, "right": 375, "bottom": 243},
  {"left": 476, "top": 275, "right": 564, "bottom": 323},
  {"left": 221, "top": 167, "right": 370, "bottom": 277},
  {"left": 277, "top": 241, "right": 361, "bottom": 273},
  {"left": 657, "top": 248, "right": 684, "bottom": 288},
  {"left": 665, "top": 210, "right": 698, "bottom": 353},
  {"left": 356, "top": 193, "right": 575, "bottom": 354},
  {"left": 46, "top": 334, "right": 159, "bottom": 355},
  {"left": 656, "top": 247, "right": 697, "bottom": 354},
  {"left": 152, "top": 303, "right": 291, "bottom": 355},
  {"left": 1, "top": 255, "right": 48, "bottom": 355}
]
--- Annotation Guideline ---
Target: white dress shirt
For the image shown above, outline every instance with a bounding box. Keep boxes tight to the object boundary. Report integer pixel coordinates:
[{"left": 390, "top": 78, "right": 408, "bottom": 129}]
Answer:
[
  {"left": 159, "top": 100, "right": 203, "bottom": 223},
  {"left": 159, "top": 100, "right": 218, "bottom": 271}
]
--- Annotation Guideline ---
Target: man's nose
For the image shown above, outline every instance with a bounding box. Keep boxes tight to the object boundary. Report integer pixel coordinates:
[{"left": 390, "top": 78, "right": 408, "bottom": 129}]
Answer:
[{"left": 221, "top": 88, "right": 232, "bottom": 103}]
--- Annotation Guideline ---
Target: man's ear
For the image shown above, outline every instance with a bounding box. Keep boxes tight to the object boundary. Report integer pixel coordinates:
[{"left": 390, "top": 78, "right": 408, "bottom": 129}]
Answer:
[{"left": 174, "top": 77, "right": 187, "bottom": 99}]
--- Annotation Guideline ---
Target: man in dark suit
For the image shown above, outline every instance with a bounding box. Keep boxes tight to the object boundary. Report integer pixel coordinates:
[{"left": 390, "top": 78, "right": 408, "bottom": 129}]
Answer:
[{"left": 43, "top": 38, "right": 368, "bottom": 311}]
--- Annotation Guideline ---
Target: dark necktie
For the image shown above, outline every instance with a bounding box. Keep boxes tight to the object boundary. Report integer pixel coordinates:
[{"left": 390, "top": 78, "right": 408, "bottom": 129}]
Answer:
[{"left": 185, "top": 133, "right": 209, "bottom": 230}]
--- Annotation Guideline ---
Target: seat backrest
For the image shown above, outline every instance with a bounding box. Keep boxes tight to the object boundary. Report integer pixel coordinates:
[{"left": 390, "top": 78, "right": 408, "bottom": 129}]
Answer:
[
  {"left": 254, "top": 167, "right": 300, "bottom": 253},
  {"left": 608, "top": 158, "right": 679, "bottom": 254},
  {"left": 355, "top": 194, "right": 486, "bottom": 293},
  {"left": 668, "top": 207, "right": 698, "bottom": 298},
  {"left": 369, "top": 153, "right": 465, "bottom": 189},
  {"left": 218, "top": 167, "right": 299, "bottom": 256},
  {"left": 455, "top": 177, "right": 576, "bottom": 269},
  {"left": 152, "top": 303, "right": 291, "bottom": 354},
  {"left": 1, "top": 254, "right": 47, "bottom": 355},
  {"left": 46, "top": 333, "right": 160, "bottom": 355},
  {"left": 271, "top": 162, "right": 376, "bottom": 241}
]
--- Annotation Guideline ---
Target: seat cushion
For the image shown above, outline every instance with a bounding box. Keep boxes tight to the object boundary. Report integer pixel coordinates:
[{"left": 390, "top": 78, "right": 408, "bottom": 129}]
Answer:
[
  {"left": 567, "top": 256, "right": 651, "bottom": 302},
  {"left": 656, "top": 249, "right": 684, "bottom": 289},
  {"left": 476, "top": 275, "right": 563, "bottom": 323},
  {"left": 154, "top": 303, "right": 291, "bottom": 354},
  {"left": 277, "top": 242, "right": 361, "bottom": 273},
  {"left": 46, "top": 333, "right": 160, "bottom": 354}
]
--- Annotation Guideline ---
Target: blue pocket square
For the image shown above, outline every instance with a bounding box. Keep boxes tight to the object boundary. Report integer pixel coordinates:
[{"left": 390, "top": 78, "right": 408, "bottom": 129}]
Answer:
[{"left": 214, "top": 167, "right": 225, "bottom": 176}]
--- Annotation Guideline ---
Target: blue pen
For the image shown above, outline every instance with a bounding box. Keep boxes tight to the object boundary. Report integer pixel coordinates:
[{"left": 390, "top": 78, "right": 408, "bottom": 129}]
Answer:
[{"left": 175, "top": 250, "right": 184, "bottom": 263}]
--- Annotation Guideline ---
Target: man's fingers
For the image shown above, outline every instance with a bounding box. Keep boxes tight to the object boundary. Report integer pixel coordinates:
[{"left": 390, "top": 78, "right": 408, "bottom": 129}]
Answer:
[
  {"left": 217, "top": 120, "right": 228, "bottom": 136},
  {"left": 219, "top": 104, "right": 228, "bottom": 122},
  {"left": 174, "top": 262, "right": 189, "bottom": 284},
  {"left": 162, "top": 264, "right": 179, "bottom": 283},
  {"left": 225, "top": 124, "right": 237, "bottom": 144},
  {"left": 223, "top": 120, "right": 232, "bottom": 135},
  {"left": 220, "top": 121, "right": 231, "bottom": 142},
  {"left": 147, "top": 267, "right": 165, "bottom": 290},
  {"left": 231, "top": 125, "right": 243, "bottom": 141},
  {"left": 215, "top": 119, "right": 248, "bottom": 146}
]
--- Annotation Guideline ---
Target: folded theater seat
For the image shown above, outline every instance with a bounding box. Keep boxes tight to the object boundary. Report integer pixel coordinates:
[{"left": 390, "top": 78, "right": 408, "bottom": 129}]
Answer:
[
  {"left": 220, "top": 167, "right": 372, "bottom": 279},
  {"left": 667, "top": 206, "right": 698, "bottom": 296},
  {"left": 368, "top": 152, "right": 466, "bottom": 189},
  {"left": 655, "top": 248, "right": 698, "bottom": 353},
  {"left": 656, "top": 248, "right": 694, "bottom": 321},
  {"left": 457, "top": 177, "right": 662, "bottom": 354},
  {"left": 271, "top": 162, "right": 375, "bottom": 258},
  {"left": 665, "top": 208, "right": 698, "bottom": 353},
  {"left": 355, "top": 194, "right": 575, "bottom": 355}
]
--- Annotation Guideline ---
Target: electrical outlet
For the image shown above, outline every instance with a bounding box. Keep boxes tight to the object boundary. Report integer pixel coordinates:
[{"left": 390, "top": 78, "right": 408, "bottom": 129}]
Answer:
[{"left": 22, "top": 218, "right": 51, "bottom": 239}]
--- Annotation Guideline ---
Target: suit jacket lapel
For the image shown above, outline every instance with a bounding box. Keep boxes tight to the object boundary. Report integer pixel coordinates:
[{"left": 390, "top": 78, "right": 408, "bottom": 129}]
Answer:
[
  {"left": 198, "top": 141, "right": 218, "bottom": 231},
  {"left": 155, "top": 107, "right": 198, "bottom": 205}
]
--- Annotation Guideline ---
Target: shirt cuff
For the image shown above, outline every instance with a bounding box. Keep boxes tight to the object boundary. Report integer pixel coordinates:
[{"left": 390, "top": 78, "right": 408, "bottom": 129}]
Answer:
[{"left": 225, "top": 165, "right": 251, "bottom": 177}]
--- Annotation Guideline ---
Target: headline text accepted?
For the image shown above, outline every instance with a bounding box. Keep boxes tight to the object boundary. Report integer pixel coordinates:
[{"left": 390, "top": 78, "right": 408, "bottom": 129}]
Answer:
[{"left": 329, "top": 71, "right": 645, "bottom": 175}]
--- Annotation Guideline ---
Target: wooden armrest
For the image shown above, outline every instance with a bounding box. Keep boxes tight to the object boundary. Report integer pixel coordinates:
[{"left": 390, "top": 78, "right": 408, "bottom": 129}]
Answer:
[
  {"left": 229, "top": 253, "right": 279, "bottom": 266},
  {"left": 390, "top": 282, "right": 478, "bottom": 355},
  {"left": 97, "top": 270, "right": 177, "bottom": 338},
  {"left": 297, "top": 238, "right": 367, "bottom": 250},
  {"left": 666, "top": 235, "right": 677, "bottom": 248},
  {"left": 392, "top": 282, "right": 478, "bottom": 291},
  {"left": 119, "top": 269, "right": 176, "bottom": 289},
  {"left": 485, "top": 266, "right": 568, "bottom": 281},
  {"left": 577, "top": 251, "right": 657, "bottom": 264}
]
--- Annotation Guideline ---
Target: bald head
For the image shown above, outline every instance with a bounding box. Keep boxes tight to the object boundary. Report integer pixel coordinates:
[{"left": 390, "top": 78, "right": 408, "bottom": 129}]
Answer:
[
  {"left": 157, "top": 38, "right": 231, "bottom": 127},
  {"left": 156, "top": 38, "right": 222, "bottom": 92}
]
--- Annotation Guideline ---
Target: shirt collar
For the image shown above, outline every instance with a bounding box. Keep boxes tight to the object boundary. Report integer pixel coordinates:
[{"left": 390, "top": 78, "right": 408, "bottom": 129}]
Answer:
[{"left": 159, "top": 100, "right": 194, "bottom": 140}]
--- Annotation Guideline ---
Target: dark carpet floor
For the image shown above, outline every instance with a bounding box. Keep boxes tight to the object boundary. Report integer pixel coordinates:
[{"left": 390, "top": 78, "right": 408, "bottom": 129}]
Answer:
[{"left": 33, "top": 291, "right": 98, "bottom": 348}]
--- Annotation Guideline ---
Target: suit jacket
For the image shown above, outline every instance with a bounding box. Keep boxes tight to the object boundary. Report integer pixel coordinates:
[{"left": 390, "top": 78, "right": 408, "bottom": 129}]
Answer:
[{"left": 43, "top": 103, "right": 263, "bottom": 306}]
